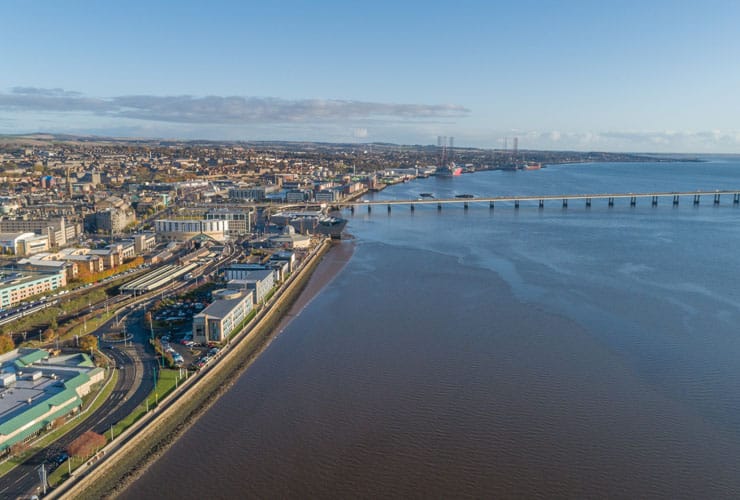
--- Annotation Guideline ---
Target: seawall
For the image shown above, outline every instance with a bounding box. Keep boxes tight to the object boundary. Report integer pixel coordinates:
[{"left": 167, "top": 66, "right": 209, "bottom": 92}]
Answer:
[{"left": 51, "top": 239, "right": 333, "bottom": 499}]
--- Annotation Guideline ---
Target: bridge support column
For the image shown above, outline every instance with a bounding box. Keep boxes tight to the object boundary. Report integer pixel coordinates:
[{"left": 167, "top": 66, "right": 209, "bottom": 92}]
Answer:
[
  {"left": 630, "top": 196, "right": 636, "bottom": 207},
  {"left": 350, "top": 205, "right": 355, "bottom": 214},
  {"left": 514, "top": 200, "right": 520, "bottom": 209},
  {"left": 734, "top": 193, "right": 740, "bottom": 204},
  {"left": 410, "top": 204, "right": 414, "bottom": 211},
  {"left": 367, "top": 205, "right": 371, "bottom": 213},
  {"left": 652, "top": 196, "right": 658, "bottom": 206},
  {"left": 608, "top": 197, "right": 614, "bottom": 207},
  {"left": 585, "top": 198, "right": 591, "bottom": 207},
  {"left": 539, "top": 199, "right": 544, "bottom": 208},
  {"left": 387, "top": 204, "right": 391, "bottom": 213},
  {"left": 694, "top": 195, "right": 700, "bottom": 205},
  {"left": 437, "top": 203, "right": 442, "bottom": 211},
  {"left": 714, "top": 193, "right": 721, "bottom": 205},
  {"left": 464, "top": 202, "right": 469, "bottom": 210},
  {"left": 489, "top": 201, "right": 495, "bottom": 210},
  {"left": 562, "top": 199, "right": 568, "bottom": 208},
  {"left": 673, "top": 195, "right": 679, "bottom": 205}
]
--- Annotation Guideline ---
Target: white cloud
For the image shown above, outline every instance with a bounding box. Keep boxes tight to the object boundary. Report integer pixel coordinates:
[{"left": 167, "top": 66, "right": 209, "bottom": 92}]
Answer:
[{"left": 0, "top": 87, "right": 470, "bottom": 125}]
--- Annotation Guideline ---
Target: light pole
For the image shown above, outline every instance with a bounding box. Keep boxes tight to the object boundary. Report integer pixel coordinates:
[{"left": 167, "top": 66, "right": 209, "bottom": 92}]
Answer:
[{"left": 37, "top": 463, "right": 47, "bottom": 495}]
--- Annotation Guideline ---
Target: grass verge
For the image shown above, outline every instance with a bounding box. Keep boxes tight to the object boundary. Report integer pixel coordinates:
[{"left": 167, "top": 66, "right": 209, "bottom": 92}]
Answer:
[{"left": 72, "top": 241, "right": 331, "bottom": 499}]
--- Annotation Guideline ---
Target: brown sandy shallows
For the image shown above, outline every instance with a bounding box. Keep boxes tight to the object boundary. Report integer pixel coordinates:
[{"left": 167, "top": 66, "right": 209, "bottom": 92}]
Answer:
[{"left": 274, "top": 239, "right": 355, "bottom": 334}]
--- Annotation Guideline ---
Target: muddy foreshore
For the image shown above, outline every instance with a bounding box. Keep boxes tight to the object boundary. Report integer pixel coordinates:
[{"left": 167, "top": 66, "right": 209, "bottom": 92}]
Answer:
[{"left": 65, "top": 241, "right": 353, "bottom": 499}]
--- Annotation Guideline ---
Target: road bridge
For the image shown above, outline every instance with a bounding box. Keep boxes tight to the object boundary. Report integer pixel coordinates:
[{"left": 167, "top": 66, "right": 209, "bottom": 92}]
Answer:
[{"left": 336, "top": 190, "right": 740, "bottom": 212}]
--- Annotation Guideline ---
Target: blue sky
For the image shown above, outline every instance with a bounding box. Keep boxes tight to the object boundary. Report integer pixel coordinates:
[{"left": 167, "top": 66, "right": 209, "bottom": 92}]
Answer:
[{"left": 1, "top": 0, "right": 739, "bottom": 152}]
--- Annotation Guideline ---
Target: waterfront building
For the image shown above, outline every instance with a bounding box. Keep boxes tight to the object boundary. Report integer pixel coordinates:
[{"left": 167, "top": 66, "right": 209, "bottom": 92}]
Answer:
[
  {"left": 269, "top": 250, "right": 295, "bottom": 273},
  {"left": 192, "top": 290, "right": 254, "bottom": 344},
  {"left": 225, "top": 268, "right": 275, "bottom": 304},
  {"left": 268, "top": 225, "right": 311, "bottom": 249},
  {"left": 0, "top": 349, "right": 104, "bottom": 453}
]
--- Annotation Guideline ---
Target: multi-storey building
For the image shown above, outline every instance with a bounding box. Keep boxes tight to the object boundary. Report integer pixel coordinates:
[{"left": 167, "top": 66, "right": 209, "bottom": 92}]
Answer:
[
  {"left": 0, "top": 268, "right": 66, "bottom": 307},
  {"left": 155, "top": 219, "right": 229, "bottom": 242},
  {"left": 192, "top": 289, "right": 254, "bottom": 344},
  {"left": 204, "top": 208, "right": 253, "bottom": 236}
]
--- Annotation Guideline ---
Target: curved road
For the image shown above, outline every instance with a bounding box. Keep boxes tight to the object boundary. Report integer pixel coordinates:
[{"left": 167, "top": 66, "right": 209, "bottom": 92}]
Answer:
[
  {"left": 1, "top": 245, "right": 238, "bottom": 498},
  {"left": 0, "top": 311, "right": 155, "bottom": 499}
]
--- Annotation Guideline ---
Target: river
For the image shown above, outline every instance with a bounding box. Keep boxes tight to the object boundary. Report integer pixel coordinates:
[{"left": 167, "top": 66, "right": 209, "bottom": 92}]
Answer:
[{"left": 121, "top": 157, "right": 740, "bottom": 498}]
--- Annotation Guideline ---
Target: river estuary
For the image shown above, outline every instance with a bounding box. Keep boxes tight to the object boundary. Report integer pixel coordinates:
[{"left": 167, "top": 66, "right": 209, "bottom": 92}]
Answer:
[{"left": 122, "top": 158, "right": 740, "bottom": 498}]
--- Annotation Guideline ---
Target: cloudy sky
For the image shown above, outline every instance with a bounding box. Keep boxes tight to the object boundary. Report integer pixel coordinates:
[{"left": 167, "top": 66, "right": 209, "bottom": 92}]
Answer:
[{"left": 1, "top": 0, "right": 740, "bottom": 152}]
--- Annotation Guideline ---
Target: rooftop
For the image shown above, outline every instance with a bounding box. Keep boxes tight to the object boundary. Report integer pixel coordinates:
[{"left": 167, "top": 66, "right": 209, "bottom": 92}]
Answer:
[{"left": 196, "top": 295, "right": 248, "bottom": 319}]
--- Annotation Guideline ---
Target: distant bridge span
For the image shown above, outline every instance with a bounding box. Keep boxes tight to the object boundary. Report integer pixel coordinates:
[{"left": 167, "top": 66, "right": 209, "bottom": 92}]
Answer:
[{"left": 336, "top": 190, "right": 740, "bottom": 211}]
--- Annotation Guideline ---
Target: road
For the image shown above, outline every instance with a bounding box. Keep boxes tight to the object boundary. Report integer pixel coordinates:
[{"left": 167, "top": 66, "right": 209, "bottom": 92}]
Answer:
[
  {"left": 0, "top": 311, "right": 155, "bottom": 500},
  {"left": 0, "top": 244, "right": 238, "bottom": 498}
]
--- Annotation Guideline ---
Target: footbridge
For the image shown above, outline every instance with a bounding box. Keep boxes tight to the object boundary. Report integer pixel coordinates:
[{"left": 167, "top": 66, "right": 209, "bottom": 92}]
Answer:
[{"left": 337, "top": 190, "right": 740, "bottom": 212}]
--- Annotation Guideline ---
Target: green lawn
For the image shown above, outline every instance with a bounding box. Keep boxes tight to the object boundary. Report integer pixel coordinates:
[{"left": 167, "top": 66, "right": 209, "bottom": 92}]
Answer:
[
  {"left": 50, "top": 368, "right": 186, "bottom": 487},
  {"left": 111, "top": 368, "right": 184, "bottom": 437}
]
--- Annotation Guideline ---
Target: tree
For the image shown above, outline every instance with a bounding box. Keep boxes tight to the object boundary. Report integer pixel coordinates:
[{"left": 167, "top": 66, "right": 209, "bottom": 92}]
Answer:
[
  {"left": 9, "top": 441, "right": 29, "bottom": 457},
  {"left": 51, "top": 417, "right": 66, "bottom": 429},
  {"left": 42, "top": 328, "right": 55, "bottom": 342},
  {"left": 67, "top": 431, "right": 106, "bottom": 457},
  {"left": 0, "top": 334, "right": 14, "bottom": 354},
  {"left": 78, "top": 334, "right": 98, "bottom": 351}
]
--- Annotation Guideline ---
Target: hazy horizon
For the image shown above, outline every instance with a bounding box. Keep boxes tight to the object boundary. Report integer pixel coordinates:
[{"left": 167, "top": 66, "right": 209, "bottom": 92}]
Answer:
[{"left": 2, "top": 1, "right": 740, "bottom": 153}]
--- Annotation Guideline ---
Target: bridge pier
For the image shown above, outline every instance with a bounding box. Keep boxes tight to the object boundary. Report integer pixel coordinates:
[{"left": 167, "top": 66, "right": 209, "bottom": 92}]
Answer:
[
  {"left": 437, "top": 203, "right": 442, "bottom": 211},
  {"left": 585, "top": 198, "right": 591, "bottom": 207},
  {"left": 367, "top": 205, "right": 371, "bottom": 213},
  {"left": 652, "top": 196, "right": 658, "bottom": 206},
  {"left": 734, "top": 193, "right": 740, "bottom": 204},
  {"left": 562, "top": 199, "right": 568, "bottom": 208},
  {"left": 489, "top": 201, "right": 495, "bottom": 210},
  {"left": 608, "top": 197, "right": 614, "bottom": 207},
  {"left": 410, "top": 204, "right": 414, "bottom": 211},
  {"left": 350, "top": 205, "right": 355, "bottom": 214},
  {"left": 464, "top": 202, "right": 469, "bottom": 210},
  {"left": 387, "top": 204, "right": 391, "bottom": 213},
  {"left": 514, "top": 200, "right": 520, "bottom": 209},
  {"left": 694, "top": 195, "right": 700, "bottom": 205},
  {"left": 539, "top": 199, "right": 544, "bottom": 208},
  {"left": 714, "top": 193, "right": 721, "bottom": 205},
  {"left": 630, "top": 196, "right": 637, "bottom": 207},
  {"left": 673, "top": 195, "right": 679, "bottom": 205}
]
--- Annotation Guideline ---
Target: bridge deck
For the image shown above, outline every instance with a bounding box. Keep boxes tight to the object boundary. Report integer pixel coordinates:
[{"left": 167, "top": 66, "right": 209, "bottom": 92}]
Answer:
[{"left": 337, "top": 190, "right": 740, "bottom": 206}]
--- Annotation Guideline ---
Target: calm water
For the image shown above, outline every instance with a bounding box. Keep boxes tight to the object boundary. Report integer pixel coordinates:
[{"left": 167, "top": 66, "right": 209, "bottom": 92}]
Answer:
[{"left": 123, "top": 158, "right": 740, "bottom": 499}]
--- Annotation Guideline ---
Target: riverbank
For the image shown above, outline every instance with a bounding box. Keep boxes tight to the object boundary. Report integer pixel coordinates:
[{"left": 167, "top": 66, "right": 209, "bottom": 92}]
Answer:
[{"left": 55, "top": 239, "right": 351, "bottom": 499}]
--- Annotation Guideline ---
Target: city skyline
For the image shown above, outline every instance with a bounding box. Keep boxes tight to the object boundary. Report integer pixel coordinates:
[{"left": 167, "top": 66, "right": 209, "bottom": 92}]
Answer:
[{"left": 1, "top": 0, "right": 739, "bottom": 153}]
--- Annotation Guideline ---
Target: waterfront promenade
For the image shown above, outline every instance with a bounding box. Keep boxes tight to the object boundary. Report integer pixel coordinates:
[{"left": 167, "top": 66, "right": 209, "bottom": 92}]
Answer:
[{"left": 48, "top": 239, "right": 332, "bottom": 499}]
